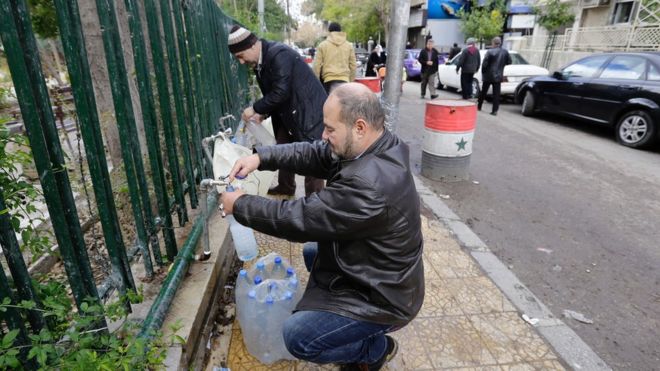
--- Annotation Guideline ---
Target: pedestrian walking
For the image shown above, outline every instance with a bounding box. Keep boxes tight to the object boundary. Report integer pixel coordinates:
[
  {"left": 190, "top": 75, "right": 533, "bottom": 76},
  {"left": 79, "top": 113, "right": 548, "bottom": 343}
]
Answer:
[
  {"left": 313, "top": 22, "right": 357, "bottom": 93},
  {"left": 366, "top": 45, "right": 386, "bottom": 77},
  {"left": 448, "top": 42, "right": 462, "bottom": 60},
  {"left": 418, "top": 38, "right": 440, "bottom": 99},
  {"left": 227, "top": 25, "right": 326, "bottom": 196},
  {"left": 221, "top": 83, "right": 424, "bottom": 370},
  {"left": 478, "top": 36, "right": 511, "bottom": 116},
  {"left": 455, "top": 38, "right": 481, "bottom": 99}
]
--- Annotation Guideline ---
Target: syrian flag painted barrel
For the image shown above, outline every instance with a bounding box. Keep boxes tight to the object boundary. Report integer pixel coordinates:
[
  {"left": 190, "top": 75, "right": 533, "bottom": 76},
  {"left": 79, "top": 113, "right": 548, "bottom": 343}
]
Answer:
[
  {"left": 422, "top": 99, "right": 477, "bottom": 182},
  {"left": 355, "top": 77, "right": 381, "bottom": 94}
]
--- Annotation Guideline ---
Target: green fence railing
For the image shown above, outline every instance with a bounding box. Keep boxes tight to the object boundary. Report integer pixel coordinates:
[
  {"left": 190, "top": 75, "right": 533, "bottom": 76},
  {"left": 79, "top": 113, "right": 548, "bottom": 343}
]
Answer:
[{"left": 0, "top": 0, "right": 249, "bottom": 365}]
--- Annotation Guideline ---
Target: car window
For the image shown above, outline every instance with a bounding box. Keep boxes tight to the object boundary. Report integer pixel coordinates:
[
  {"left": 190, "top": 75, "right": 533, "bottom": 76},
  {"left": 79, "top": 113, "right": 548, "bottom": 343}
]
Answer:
[
  {"left": 510, "top": 54, "right": 528, "bottom": 65},
  {"left": 451, "top": 53, "right": 461, "bottom": 65},
  {"left": 648, "top": 63, "right": 660, "bottom": 81},
  {"left": 562, "top": 56, "right": 610, "bottom": 78},
  {"left": 599, "top": 56, "right": 646, "bottom": 80}
]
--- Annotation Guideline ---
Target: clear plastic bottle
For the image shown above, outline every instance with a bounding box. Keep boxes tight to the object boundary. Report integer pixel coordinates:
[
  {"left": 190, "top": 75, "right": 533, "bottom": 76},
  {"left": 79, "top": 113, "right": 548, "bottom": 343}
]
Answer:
[
  {"left": 271, "top": 256, "right": 285, "bottom": 279},
  {"left": 245, "top": 119, "right": 276, "bottom": 146},
  {"left": 256, "top": 261, "right": 267, "bottom": 277},
  {"left": 225, "top": 185, "right": 258, "bottom": 261},
  {"left": 236, "top": 269, "right": 252, "bottom": 300}
]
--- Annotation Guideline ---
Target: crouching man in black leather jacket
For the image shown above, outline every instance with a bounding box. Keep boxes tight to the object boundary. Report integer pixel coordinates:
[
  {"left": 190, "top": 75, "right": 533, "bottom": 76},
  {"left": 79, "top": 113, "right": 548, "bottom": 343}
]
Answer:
[{"left": 220, "top": 83, "right": 424, "bottom": 370}]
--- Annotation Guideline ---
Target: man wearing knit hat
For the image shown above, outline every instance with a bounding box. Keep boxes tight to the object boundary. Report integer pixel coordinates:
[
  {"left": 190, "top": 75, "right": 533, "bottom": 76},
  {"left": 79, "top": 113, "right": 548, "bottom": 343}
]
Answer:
[{"left": 228, "top": 25, "right": 327, "bottom": 196}]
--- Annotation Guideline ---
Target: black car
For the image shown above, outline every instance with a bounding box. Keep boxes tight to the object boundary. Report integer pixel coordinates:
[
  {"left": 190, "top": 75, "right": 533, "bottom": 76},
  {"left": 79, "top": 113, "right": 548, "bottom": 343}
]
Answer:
[{"left": 515, "top": 52, "right": 660, "bottom": 148}]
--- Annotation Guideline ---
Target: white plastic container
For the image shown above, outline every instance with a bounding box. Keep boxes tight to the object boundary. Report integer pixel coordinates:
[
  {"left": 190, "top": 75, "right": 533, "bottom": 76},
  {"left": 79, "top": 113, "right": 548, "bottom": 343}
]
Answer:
[{"left": 245, "top": 119, "right": 276, "bottom": 146}]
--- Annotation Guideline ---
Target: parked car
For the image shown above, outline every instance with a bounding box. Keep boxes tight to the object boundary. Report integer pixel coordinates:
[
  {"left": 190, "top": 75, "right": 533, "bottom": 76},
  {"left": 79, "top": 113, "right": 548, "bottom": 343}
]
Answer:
[
  {"left": 515, "top": 52, "right": 660, "bottom": 149},
  {"left": 404, "top": 49, "right": 422, "bottom": 80},
  {"left": 438, "top": 50, "right": 549, "bottom": 97}
]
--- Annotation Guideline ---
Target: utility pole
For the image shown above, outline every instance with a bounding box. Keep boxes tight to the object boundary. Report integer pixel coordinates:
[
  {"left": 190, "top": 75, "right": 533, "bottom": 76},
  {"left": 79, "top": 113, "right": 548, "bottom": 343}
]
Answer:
[
  {"left": 258, "top": 0, "right": 266, "bottom": 35},
  {"left": 382, "top": 0, "right": 410, "bottom": 133}
]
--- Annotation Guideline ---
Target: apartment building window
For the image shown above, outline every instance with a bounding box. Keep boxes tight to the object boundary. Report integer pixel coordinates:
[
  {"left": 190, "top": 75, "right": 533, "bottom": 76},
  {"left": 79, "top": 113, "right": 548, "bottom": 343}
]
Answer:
[{"left": 611, "top": 1, "right": 635, "bottom": 24}]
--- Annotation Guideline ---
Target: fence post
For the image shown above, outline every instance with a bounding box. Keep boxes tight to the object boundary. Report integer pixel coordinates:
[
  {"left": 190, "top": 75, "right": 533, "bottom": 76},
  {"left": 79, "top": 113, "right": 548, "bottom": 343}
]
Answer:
[
  {"left": 0, "top": 192, "right": 46, "bottom": 332},
  {"left": 0, "top": 0, "right": 105, "bottom": 317}
]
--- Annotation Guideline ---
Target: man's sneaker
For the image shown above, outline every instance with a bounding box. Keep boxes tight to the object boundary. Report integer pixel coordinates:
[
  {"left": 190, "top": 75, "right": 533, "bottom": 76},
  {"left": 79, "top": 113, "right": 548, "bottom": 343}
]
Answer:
[
  {"left": 339, "top": 336, "right": 398, "bottom": 371},
  {"left": 420, "top": 95, "right": 425, "bottom": 99},
  {"left": 430, "top": 94, "right": 438, "bottom": 99}
]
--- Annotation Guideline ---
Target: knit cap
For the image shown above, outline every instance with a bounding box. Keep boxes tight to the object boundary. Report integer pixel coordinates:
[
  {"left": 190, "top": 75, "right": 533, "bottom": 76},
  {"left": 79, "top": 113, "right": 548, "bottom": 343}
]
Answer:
[{"left": 228, "top": 25, "right": 257, "bottom": 54}]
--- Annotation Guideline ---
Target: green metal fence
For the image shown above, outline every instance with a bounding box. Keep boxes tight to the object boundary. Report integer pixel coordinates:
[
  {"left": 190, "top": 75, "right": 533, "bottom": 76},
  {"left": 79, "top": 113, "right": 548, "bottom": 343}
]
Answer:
[{"left": 0, "top": 0, "right": 248, "bottom": 364}]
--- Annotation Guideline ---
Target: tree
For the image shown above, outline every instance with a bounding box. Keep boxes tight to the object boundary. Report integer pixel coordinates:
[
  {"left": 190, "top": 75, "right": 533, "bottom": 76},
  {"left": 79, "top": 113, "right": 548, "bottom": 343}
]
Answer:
[
  {"left": 534, "top": 0, "right": 575, "bottom": 67},
  {"left": 459, "top": 0, "right": 506, "bottom": 47},
  {"left": 325, "top": 0, "right": 388, "bottom": 47},
  {"left": 27, "top": 0, "right": 65, "bottom": 85},
  {"left": 292, "top": 22, "right": 324, "bottom": 48},
  {"left": 219, "top": 0, "right": 294, "bottom": 41}
]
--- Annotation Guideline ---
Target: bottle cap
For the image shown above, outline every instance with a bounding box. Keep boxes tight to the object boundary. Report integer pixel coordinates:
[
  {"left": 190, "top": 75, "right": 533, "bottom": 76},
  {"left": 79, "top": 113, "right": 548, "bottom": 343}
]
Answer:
[
  {"left": 265, "top": 295, "right": 274, "bottom": 304},
  {"left": 254, "top": 275, "right": 263, "bottom": 285},
  {"left": 286, "top": 267, "right": 295, "bottom": 276},
  {"left": 285, "top": 291, "right": 293, "bottom": 300},
  {"left": 248, "top": 290, "right": 256, "bottom": 298},
  {"left": 256, "top": 261, "right": 265, "bottom": 270},
  {"left": 274, "top": 256, "right": 282, "bottom": 264},
  {"left": 239, "top": 269, "right": 247, "bottom": 277},
  {"left": 226, "top": 184, "right": 235, "bottom": 192}
]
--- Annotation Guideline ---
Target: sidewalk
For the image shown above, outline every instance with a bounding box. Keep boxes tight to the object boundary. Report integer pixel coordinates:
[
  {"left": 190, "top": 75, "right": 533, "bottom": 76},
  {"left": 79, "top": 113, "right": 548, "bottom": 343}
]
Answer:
[{"left": 208, "top": 176, "right": 567, "bottom": 370}]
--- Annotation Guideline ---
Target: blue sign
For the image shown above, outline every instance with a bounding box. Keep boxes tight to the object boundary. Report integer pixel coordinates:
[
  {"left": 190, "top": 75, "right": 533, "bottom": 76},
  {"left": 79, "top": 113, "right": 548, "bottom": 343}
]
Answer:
[{"left": 428, "top": 0, "right": 470, "bottom": 19}]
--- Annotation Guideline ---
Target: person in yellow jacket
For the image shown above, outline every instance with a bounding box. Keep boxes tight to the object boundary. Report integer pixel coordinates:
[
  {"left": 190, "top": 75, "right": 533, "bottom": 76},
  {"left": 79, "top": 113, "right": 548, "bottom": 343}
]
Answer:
[{"left": 313, "top": 22, "right": 357, "bottom": 93}]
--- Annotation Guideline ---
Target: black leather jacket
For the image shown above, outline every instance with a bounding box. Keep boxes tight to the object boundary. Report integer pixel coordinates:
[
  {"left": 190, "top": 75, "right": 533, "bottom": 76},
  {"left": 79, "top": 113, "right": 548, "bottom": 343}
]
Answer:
[
  {"left": 253, "top": 40, "right": 327, "bottom": 142},
  {"left": 233, "top": 130, "right": 425, "bottom": 326},
  {"left": 418, "top": 47, "right": 440, "bottom": 74},
  {"left": 481, "top": 47, "right": 512, "bottom": 83}
]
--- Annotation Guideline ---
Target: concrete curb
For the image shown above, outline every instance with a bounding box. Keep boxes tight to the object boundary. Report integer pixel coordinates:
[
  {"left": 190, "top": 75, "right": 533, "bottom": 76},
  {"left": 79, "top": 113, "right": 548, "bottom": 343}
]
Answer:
[{"left": 413, "top": 175, "right": 612, "bottom": 371}]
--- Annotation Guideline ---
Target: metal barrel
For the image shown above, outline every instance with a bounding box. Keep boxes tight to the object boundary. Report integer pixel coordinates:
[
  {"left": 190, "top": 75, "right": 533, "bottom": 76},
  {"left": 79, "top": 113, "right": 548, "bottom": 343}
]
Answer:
[
  {"left": 421, "top": 99, "right": 477, "bottom": 182},
  {"left": 355, "top": 77, "right": 381, "bottom": 93}
]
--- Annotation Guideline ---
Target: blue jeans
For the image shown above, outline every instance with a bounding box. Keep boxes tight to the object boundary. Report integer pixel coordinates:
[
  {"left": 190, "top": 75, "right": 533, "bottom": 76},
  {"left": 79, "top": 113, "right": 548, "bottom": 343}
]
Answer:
[{"left": 283, "top": 310, "right": 392, "bottom": 364}]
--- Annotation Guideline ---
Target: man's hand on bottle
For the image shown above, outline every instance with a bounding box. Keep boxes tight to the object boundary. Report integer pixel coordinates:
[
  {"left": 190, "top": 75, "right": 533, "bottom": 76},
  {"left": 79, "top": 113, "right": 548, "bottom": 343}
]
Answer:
[
  {"left": 220, "top": 188, "right": 245, "bottom": 215},
  {"left": 241, "top": 106, "right": 264, "bottom": 123}
]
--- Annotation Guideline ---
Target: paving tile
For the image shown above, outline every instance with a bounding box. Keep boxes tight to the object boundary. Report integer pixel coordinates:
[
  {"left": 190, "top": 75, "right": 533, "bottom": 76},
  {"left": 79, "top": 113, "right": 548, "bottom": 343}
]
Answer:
[
  {"left": 418, "top": 279, "right": 463, "bottom": 317},
  {"left": 295, "top": 362, "right": 339, "bottom": 370},
  {"left": 423, "top": 255, "right": 446, "bottom": 280},
  {"left": 413, "top": 317, "right": 497, "bottom": 369},
  {"left": 429, "top": 249, "right": 483, "bottom": 278},
  {"left": 389, "top": 323, "right": 435, "bottom": 369},
  {"left": 425, "top": 250, "right": 459, "bottom": 279},
  {"left": 499, "top": 359, "right": 566, "bottom": 371},
  {"left": 439, "top": 367, "right": 502, "bottom": 371},
  {"left": 444, "top": 277, "right": 516, "bottom": 315},
  {"left": 469, "top": 312, "right": 558, "bottom": 365}
]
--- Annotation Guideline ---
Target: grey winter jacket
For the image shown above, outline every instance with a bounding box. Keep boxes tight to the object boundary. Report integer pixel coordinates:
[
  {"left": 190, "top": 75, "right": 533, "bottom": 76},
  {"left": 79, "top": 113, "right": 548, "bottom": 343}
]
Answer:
[
  {"left": 456, "top": 46, "right": 481, "bottom": 74},
  {"left": 233, "top": 130, "right": 425, "bottom": 326}
]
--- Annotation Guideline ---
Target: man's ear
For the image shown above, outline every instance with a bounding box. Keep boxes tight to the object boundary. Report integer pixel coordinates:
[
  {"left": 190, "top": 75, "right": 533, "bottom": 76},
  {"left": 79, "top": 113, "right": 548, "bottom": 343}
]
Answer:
[{"left": 354, "top": 119, "right": 367, "bottom": 136}]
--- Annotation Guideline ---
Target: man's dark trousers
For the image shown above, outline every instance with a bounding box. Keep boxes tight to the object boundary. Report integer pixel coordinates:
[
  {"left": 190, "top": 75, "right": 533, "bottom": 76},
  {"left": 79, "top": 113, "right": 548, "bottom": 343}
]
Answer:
[
  {"left": 460, "top": 73, "right": 474, "bottom": 99},
  {"left": 420, "top": 70, "right": 436, "bottom": 97},
  {"left": 274, "top": 124, "right": 324, "bottom": 196},
  {"left": 478, "top": 81, "right": 501, "bottom": 113}
]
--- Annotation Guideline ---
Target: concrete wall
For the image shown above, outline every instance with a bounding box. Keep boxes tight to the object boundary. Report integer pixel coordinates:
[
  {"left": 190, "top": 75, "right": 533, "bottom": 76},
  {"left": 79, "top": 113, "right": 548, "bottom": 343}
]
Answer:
[
  {"left": 517, "top": 49, "right": 593, "bottom": 71},
  {"left": 581, "top": 6, "right": 613, "bottom": 27}
]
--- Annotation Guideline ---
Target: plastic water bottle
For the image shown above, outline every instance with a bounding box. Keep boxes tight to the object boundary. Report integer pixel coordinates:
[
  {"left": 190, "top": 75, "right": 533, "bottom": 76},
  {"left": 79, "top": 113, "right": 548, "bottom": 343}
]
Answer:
[
  {"left": 254, "top": 275, "right": 263, "bottom": 286},
  {"left": 245, "top": 119, "right": 276, "bottom": 146},
  {"left": 225, "top": 185, "right": 258, "bottom": 261},
  {"left": 271, "top": 256, "right": 285, "bottom": 279},
  {"left": 256, "top": 261, "right": 267, "bottom": 277},
  {"left": 236, "top": 269, "right": 252, "bottom": 299}
]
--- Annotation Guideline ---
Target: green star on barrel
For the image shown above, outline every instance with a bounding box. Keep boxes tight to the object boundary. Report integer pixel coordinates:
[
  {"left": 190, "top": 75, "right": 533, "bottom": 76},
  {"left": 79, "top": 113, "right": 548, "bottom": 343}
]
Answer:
[{"left": 456, "top": 137, "right": 468, "bottom": 151}]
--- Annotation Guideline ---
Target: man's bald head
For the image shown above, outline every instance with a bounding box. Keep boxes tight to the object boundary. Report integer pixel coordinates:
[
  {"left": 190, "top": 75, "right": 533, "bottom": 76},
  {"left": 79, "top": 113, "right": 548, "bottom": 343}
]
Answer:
[{"left": 329, "top": 83, "right": 385, "bottom": 130}]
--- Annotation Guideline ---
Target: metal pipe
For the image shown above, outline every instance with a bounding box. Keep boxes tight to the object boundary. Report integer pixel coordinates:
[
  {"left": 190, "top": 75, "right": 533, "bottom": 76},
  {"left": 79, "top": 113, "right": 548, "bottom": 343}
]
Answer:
[
  {"left": 197, "top": 179, "right": 228, "bottom": 261},
  {"left": 138, "top": 192, "right": 217, "bottom": 339}
]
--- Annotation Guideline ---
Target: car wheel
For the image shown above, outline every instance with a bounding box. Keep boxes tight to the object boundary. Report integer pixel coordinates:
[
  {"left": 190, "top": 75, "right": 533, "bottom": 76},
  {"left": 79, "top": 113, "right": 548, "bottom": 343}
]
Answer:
[
  {"left": 615, "top": 110, "right": 657, "bottom": 148},
  {"left": 521, "top": 91, "right": 536, "bottom": 116},
  {"left": 471, "top": 79, "right": 480, "bottom": 98}
]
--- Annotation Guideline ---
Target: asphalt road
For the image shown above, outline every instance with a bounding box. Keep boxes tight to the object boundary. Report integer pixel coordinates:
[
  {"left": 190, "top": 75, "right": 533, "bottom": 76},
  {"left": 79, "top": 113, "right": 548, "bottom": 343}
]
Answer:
[{"left": 396, "top": 81, "right": 660, "bottom": 370}]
